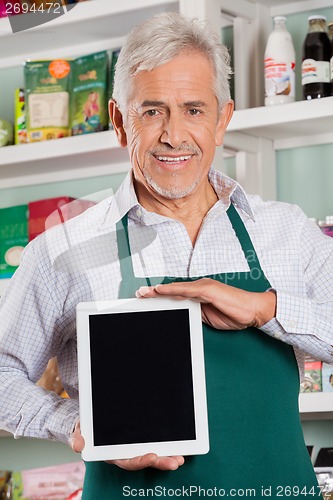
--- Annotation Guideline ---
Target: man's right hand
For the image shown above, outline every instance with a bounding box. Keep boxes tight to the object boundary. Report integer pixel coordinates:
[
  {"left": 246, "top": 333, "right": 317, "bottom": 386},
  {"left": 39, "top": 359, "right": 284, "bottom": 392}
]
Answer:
[{"left": 69, "top": 420, "right": 185, "bottom": 471}]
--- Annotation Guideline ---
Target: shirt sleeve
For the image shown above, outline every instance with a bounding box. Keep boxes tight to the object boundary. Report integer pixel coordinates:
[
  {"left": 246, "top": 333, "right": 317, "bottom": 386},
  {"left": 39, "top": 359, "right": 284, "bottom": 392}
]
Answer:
[
  {"left": 261, "top": 208, "right": 333, "bottom": 364},
  {"left": 0, "top": 238, "right": 79, "bottom": 444}
]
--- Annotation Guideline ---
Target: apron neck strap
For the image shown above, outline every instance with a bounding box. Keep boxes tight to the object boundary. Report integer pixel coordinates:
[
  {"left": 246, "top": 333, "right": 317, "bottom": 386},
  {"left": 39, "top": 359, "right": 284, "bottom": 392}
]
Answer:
[
  {"left": 116, "top": 213, "right": 135, "bottom": 279},
  {"left": 226, "top": 203, "right": 264, "bottom": 273}
]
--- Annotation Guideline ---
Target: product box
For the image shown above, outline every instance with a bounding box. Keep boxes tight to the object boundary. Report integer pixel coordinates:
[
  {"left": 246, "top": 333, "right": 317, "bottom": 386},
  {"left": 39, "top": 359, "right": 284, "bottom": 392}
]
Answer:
[
  {"left": 70, "top": 51, "right": 108, "bottom": 136},
  {"left": 300, "top": 356, "right": 322, "bottom": 393},
  {"left": 24, "top": 59, "right": 71, "bottom": 142},
  {"left": 322, "top": 363, "right": 333, "bottom": 392},
  {"left": 28, "top": 196, "right": 95, "bottom": 241},
  {"left": 14, "top": 88, "right": 27, "bottom": 145},
  {"left": 0, "top": 205, "right": 28, "bottom": 279}
]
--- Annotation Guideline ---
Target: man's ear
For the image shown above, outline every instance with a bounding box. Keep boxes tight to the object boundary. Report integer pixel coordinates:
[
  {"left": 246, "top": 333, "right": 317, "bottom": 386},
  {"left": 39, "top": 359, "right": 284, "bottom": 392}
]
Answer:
[
  {"left": 215, "top": 100, "right": 234, "bottom": 147},
  {"left": 109, "top": 99, "right": 127, "bottom": 148}
]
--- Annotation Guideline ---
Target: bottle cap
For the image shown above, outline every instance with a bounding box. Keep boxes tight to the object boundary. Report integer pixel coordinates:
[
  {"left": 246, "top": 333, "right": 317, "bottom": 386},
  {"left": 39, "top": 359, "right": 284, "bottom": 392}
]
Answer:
[
  {"left": 273, "top": 16, "right": 286, "bottom": 22},
  {"left": 308, "top": 15, "right": 327, "bottom": 21}
]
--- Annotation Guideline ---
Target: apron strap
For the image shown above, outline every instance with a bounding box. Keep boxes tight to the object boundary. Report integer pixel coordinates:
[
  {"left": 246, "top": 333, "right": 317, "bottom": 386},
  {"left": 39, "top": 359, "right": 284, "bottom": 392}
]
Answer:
[
  {"left": 226, "top": 203, "right": 264, "bottom": 275},
  {"left": 116, "top": 214, "right": 135, "bottom": 280}
]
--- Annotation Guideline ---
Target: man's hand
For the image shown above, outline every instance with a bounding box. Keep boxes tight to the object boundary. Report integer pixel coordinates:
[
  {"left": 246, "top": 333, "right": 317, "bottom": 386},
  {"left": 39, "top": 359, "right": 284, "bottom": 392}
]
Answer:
[
  {"left": 136, "top": 278, "right": 276, "bottom": 330},
  {"left": 69, "top": 420, "right": 184, "bottom": 471}
]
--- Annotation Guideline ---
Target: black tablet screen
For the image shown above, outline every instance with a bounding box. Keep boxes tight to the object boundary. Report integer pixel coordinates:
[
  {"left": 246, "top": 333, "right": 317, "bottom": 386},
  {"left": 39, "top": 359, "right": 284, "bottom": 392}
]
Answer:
[{"left": 89, "top": 308, "right": 196, "bottom": 446}]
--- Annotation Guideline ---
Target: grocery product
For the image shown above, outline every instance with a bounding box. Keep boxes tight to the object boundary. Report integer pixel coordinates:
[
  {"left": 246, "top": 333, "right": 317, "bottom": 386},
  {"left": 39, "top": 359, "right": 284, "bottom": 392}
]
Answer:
[
  {"left": 300, "top": 355, "right": 322, "bottom": 392},
  {"left": 322, "top": 363, "right": 333, "bottom": 392},
  {"left": 0, "top": 118, "right": 13, "bottom": 146},
  {"left": 24, "top": 59, "right": 71, "bottom": 142},
  {"left": 70, "top": 51, "right": 108, "bottom": 136},
  {"left": 264, "top": 16, "right": 295, "bottom": 106},
  {"left": 328, "top": 22, "right": 333, "bottom": 41},
  {"left": 0, "top": 205, "right": 28, "bottom": 280},
  {"left": 302, "top": 15, "right": 332, "bottom": 100},
  {"left": 14, "top": 88, "right": 27, "bottom": 144},
  {"left": 28, "top": 196, "right": 95, "bottom": 241},
  {"left": 319, "top": 216, "right": 333, "bottom": 238}
]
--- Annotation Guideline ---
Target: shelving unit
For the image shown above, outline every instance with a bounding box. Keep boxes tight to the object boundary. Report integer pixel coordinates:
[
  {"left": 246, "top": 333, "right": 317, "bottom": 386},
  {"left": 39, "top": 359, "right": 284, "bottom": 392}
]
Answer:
[{"left": 0, "top": 131, "right": 130, "bottom": 188}]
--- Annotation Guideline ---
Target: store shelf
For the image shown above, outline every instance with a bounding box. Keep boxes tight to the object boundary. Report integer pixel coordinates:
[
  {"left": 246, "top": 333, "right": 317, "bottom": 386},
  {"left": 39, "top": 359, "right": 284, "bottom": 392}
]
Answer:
[
  {"left": 225, "top": 97, "right": 333, "bottom": 152},
  {"left": 0, "top": 0, "right": 178, "bottom": 68},
  {"left": 0, "top": 131, "right": 131, "bottom": 188},
  {"left": 299, "top": 393, "right": 333, "bottom": 421}
]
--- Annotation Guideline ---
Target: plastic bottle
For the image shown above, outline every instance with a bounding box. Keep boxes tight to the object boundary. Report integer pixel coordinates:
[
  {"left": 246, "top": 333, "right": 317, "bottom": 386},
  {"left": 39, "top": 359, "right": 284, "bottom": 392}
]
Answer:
[
  {"left": 302, "top": 15, "right": 331, "bottom": 100},
  {"left": 264, "top": 16, "right": 296, "bottom": 106}
]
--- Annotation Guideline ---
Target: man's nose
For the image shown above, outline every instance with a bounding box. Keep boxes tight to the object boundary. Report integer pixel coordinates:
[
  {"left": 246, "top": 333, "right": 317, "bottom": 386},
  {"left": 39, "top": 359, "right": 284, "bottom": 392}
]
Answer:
[{"left": 160, "top": 113, "right": 188, "bottom": 148}]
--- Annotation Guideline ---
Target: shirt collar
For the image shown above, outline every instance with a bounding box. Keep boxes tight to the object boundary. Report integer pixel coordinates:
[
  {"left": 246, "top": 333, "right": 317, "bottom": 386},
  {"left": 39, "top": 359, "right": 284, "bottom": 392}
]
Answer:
[{"left": 99, "top": 168, "right": 254, "bottom": 230}]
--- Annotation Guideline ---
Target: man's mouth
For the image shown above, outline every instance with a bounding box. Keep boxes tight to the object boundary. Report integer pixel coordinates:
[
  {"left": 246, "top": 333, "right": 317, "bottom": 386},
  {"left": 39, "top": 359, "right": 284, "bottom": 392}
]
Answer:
[{"left": 154, "top": 155, "right": 192, "bottom": 165}]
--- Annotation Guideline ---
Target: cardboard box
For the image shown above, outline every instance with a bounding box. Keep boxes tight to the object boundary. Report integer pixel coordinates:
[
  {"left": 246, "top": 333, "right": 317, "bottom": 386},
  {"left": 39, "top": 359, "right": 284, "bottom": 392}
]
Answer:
[
  {"left": 300, "top": 356, "right": 322, "bottom": 393},
  {"left": 28, "top": 196, "right": 95, "bottom": 241},
  {"left": 0, "top": 205, "right": 28, "bottom": 279},
  {"left": 322, "top": 363, "right": 333, "bottom": 393}
]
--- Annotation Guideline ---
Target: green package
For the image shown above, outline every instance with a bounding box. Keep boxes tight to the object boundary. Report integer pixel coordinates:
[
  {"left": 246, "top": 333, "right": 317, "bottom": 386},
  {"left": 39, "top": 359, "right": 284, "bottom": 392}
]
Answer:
[
  {"left": 24, "top": 59, "right": 71, "bottom": 142},
  {"left": 0, "top": 205, "right": 28, "bottom": 279},
  {"left": 70, "top": 51, "right": 108, "bottom": 135}
]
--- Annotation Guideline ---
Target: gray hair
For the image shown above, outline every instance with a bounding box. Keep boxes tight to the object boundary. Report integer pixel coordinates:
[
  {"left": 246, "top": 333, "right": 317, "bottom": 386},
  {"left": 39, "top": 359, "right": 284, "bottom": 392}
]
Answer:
[{"left": 113, "top": 11, "right": 232, "bottom": 115}]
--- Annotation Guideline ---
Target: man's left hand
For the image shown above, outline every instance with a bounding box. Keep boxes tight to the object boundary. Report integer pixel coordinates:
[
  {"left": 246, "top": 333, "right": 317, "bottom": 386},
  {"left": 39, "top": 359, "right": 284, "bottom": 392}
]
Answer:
[{"left": 136, "top": 278, "right": 276, "bottom": 330}]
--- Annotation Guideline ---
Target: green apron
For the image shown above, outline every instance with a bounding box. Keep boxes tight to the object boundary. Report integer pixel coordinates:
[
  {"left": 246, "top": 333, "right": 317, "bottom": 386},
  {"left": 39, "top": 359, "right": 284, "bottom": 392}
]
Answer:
[{"left": 82, "top": 204, "right": 320, "bottom": 499}]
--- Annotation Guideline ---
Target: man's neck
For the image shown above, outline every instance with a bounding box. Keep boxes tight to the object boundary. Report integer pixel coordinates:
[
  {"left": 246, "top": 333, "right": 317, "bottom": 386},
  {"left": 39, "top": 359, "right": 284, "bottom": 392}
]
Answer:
[{"left": 134, "top": 179, "right": 219, "bottom": 245}]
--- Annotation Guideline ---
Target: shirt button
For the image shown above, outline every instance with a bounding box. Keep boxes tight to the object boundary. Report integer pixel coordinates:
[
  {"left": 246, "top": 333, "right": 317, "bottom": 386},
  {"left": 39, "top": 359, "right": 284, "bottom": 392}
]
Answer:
[
  {"left": 274, "top": 332, "right": 282, "bottom": 339},
  {"left": 191, "top": 267, "right": 199, "bottom": 275},
  {"left": 136, "top": 208, "right": 142, "bottom": 218}
]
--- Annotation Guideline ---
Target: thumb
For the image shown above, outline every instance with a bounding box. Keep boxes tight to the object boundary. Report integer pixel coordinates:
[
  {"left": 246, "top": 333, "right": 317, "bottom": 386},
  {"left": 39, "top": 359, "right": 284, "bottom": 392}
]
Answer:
[{"left": 69, "top": 419, "right": 85, "bottom": 453}]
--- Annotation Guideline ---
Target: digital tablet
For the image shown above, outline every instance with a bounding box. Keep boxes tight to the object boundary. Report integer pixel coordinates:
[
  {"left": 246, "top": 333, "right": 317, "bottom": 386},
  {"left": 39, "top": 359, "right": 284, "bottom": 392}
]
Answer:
[{"left": 76, "top": 298, "right": 209, "bottom": 462}]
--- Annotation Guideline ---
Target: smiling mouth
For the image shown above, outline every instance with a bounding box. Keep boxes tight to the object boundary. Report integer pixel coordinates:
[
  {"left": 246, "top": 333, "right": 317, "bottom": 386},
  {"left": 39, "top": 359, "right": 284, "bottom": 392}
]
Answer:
[{"left": 154, "top": 154, "right": 192, "bottom": 165}]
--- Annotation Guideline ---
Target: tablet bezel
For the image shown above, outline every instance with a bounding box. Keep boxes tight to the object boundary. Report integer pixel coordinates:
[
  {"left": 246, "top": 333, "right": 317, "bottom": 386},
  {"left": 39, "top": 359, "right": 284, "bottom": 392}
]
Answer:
[{"left": 76, "top": 297, "right": 209, "bottom": 462}]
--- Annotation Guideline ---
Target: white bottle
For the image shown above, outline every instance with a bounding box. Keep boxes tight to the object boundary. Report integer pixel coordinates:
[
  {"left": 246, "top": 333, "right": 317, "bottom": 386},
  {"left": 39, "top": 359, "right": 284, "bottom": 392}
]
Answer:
[{"left": 264, "top": 16, "right": 296, "bottom": 106}]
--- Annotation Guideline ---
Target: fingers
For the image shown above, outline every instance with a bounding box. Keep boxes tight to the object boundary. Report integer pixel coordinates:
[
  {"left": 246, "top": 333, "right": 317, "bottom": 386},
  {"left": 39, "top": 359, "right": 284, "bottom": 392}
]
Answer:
[
  {"left": 136, "top": 278, "right": 215, "bottom": 302},
  {"left": 68, "top": 419, "right": 85, "bottom": 453},
  {"left": 106, "top": 454, "right": 185, "bottom": 471}
]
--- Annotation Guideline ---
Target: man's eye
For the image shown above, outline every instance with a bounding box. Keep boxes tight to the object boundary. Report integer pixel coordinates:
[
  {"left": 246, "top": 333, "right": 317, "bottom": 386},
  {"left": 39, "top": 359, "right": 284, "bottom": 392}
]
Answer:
[
  {"left": 145, "top": 109, "right": 159, "bottom": 117},
  {"left": 188, "top": 109, "right": 201, "bottom": 116}
]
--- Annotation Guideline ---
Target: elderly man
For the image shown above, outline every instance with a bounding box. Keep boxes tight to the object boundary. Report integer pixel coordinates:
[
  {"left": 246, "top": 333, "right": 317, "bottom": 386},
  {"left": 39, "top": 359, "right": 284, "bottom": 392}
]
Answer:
[{"left": 0, "top": 11, "right": 332, "bottom": 499}]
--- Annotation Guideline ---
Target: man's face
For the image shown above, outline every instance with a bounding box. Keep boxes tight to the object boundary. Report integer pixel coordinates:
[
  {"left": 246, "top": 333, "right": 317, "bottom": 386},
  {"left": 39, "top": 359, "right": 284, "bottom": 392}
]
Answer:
[{"left": 110, "top": 51, "right": 233, "bottom": 201}]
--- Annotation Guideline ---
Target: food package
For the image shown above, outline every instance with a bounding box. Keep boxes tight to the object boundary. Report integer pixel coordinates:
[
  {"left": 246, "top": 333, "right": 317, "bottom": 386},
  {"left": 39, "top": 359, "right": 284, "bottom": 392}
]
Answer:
[
  {"left": 322, "top": 363, "right": 333, "bottom": 392},
  {"left": 28, "top": 196, "right": 95, "bottom": 241},
  {"left": 300, "top": 355, "right": 322, "bottom": 392},
  {"left": 0, "top": 205, "right": 28, "bottom": 279},
  {"left": 0, "top": 118, "right": 14, "bottom": 146},
  {"left": 70, "top": 51, "right": 108, "bottom": 136},
  {"left": 14, "top": 88, "right": 27, "bottom": 144},
  {"left": 24, "top": 59, "right": 71, "bottom": 142}
]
